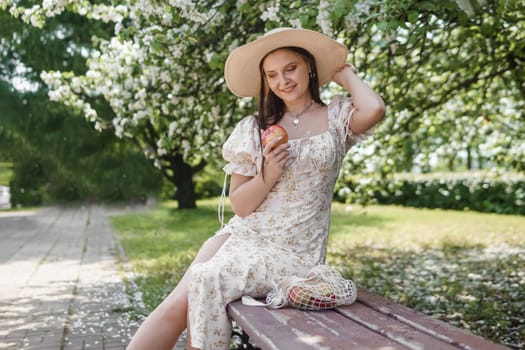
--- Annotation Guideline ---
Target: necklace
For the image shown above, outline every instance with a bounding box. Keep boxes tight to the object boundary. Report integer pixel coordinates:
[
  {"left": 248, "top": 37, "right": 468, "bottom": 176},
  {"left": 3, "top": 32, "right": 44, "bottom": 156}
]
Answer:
[{"left": 287, "top": 100, "right": 314, "bottom": 128}]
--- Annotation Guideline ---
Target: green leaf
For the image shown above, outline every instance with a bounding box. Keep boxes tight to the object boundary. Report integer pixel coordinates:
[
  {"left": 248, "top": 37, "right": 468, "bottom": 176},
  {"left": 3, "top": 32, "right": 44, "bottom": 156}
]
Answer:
[{"left": 408, "top": 11, "right": 419, "bottom": 24}]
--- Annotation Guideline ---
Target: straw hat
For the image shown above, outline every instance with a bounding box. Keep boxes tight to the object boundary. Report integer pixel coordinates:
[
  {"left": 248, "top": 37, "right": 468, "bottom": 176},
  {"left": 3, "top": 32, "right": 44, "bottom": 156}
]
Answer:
[{"left": 224, "top": 27, "right": 348, "bottom": 97}]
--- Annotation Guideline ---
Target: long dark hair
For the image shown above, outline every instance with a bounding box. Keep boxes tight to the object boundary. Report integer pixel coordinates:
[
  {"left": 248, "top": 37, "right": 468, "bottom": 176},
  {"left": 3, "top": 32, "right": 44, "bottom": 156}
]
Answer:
[
  {"left": 257, "top": 47, "right": 324, "bottom": 130},
  {"left": 256, "top": 46, "right": 325, "bottom": 177}
]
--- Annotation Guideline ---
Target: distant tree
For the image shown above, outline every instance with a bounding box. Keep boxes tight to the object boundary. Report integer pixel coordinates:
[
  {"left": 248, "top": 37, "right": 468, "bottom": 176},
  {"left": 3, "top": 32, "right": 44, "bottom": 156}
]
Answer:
[
  {"left": 0, "top": 11, "right": 161, "bottom": 206},
  {"left": 324, "top": 0, "right": 524, "bottom": 174}
]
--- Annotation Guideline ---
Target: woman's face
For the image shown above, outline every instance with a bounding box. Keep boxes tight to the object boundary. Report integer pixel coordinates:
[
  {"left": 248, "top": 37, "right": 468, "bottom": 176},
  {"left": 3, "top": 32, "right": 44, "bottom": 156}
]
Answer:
[{"left": 262, "top": 48, "right": 311, "bottom": 104}]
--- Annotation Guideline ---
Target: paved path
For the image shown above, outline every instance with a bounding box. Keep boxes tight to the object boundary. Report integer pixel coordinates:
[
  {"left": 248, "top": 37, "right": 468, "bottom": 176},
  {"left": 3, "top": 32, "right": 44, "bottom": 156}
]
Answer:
[
  {"left": 0, "top": 206, "right": 186, "bottom": 350},
  {"left": 0, "top": 186, "right": 9, "bottom": 209}
]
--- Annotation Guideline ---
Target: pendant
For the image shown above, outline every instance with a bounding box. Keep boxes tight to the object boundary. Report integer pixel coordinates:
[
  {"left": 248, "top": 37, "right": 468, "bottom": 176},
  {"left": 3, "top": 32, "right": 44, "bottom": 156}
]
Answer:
[{"left": 293, "top": 117, "right": 299, "bottom": 128}]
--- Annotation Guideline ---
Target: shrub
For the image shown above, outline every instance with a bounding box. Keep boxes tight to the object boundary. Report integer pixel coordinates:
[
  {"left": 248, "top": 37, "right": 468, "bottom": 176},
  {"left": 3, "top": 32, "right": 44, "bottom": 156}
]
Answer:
[
  {"left": 9, "top": 150, "right": 162, "bottom": 207},
  {"left": 195, "top": 178, "right": 222, "bottom": 199},
  {"left": 194, "top": 165, "right": 224, "bottom": 199},
  {"left": 335, "top": 171, "right": 525, "bottom": 215},
  {"left": 9, "top": 156, "right": 50, "bottom": 207}
]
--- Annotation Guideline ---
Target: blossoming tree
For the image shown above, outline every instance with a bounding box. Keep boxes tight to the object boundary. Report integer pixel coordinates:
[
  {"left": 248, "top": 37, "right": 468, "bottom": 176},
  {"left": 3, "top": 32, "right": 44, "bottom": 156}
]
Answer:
[
  {"left": 1, "top": 0, "right": 523, "bottom": 208},
  {"left": 3, "top": 0, "right": 270, "bottom": 208}
]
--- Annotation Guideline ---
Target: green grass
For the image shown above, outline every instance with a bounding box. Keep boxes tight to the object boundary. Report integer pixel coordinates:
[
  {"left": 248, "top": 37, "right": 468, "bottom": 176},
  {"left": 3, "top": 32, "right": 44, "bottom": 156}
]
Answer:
[
  {"left": 111, "top": 200, "right": 222, "bottom": 310},
  {"left": 0, "top": 162, "right": 13, "bottom": 186},
  {"left": 111, "top": 199, "right": 525, "bottom": 349},
  {"left": 329, "top": 204, "right": 523, "bottom": 248}
]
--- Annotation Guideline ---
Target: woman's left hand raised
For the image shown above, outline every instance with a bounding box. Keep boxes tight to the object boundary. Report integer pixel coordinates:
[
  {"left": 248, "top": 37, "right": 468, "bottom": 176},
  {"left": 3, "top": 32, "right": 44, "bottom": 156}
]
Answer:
[{"left": 332, "top": 62, "right": 358, "bottom": 87}]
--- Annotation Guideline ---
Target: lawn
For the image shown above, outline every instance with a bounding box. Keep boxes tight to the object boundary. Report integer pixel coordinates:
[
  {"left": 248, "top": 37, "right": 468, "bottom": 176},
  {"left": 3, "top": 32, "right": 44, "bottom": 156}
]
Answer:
[
  {"left": 0, "top": 162, "right": 12, "bottom": 186},
  {"left": 111, "top": 198, "right": 525, "bottom": 349}
]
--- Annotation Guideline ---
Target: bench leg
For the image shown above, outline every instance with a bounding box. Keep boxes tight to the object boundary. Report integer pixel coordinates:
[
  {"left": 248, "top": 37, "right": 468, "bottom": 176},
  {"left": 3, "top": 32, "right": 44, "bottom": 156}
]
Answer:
[{"left": 230, "top": 328, "right": 261, "bottom": 350}]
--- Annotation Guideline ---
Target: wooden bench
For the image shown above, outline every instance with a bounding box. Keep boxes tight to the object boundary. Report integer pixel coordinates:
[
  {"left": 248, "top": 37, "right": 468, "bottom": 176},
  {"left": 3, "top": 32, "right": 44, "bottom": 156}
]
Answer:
[{"left": 227, "top": 287, "right": 510, "bottom": 350}]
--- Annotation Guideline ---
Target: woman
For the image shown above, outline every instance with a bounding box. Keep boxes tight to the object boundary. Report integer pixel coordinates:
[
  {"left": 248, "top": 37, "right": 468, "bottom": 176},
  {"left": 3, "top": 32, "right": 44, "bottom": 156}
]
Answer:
[{"left": 127, "top": 27, "right": 385, "bottom": 350}]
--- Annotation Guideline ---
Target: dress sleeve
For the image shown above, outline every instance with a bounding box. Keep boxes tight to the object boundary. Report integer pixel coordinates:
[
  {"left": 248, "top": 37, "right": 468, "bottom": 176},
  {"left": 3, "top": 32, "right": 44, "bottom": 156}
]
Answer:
[
  {"left": 222, "top": 116, "right": 261, "bottom": 176},
  {"left": 329, "top": 95, "right": 375, "bottom": 152}
]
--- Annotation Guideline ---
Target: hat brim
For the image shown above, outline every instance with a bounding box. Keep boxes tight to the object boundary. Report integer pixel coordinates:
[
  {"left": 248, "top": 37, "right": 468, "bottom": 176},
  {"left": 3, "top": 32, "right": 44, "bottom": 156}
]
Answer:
[{"left": 224, "top": 28, "right": 348, "bottom": 97}]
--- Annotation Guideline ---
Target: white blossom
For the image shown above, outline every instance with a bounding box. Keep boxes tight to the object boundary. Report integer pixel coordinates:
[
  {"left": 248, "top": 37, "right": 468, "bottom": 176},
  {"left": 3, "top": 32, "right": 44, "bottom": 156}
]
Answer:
[
  {"left": 84, "top": 105, "right": 97, "bottom": 122},
  {"left": 289, "top": 18, "right": 302, "bottom": 29},
  {"left": 94, "top": 121, "right": 103, "bottom": 132},
  {"left": 168, "top": 122, "right": 178, "bottom": 137},
  {"left": 261, "top": 6, "right": 279, "bottom": 22},
  {"left": 182, "top": 139, "right": 190, "bottom": 159},
  {"left": 316, "top": 0, "right": 333, "bottom": 36}
]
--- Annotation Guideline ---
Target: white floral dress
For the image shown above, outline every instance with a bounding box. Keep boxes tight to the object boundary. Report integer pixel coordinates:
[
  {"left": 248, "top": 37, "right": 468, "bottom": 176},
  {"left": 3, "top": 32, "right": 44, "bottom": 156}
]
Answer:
[{"left": 187, "top": 96, "right": 374, "bottom": 349}]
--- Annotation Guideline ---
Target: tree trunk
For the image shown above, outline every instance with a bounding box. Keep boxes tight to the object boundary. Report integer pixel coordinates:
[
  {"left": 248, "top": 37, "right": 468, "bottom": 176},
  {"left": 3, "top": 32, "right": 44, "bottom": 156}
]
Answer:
[
  {"left": 173, "top": 159, "right": 197, "bottom": 209},
  {"left": 476, "top": 145, "right": 484, "bottom": 169},
  {"left": 466, "top": 145, "right": 472, "bottom": 170},
  {"left": 447, "top": 156, "right": 455, "bottom": 171},
  {"left": 169, "top": 154, "right": 206, "bottom": 209}
]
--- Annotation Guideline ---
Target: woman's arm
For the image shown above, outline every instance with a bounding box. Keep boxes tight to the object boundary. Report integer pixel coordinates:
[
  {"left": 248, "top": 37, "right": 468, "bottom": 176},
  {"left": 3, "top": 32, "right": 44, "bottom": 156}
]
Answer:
[
  {"left": 229, "top": 137, "right": 290, "bottom": 217},
  {"left": 332, "top": 63, "right": 386, "bottom": 133}
]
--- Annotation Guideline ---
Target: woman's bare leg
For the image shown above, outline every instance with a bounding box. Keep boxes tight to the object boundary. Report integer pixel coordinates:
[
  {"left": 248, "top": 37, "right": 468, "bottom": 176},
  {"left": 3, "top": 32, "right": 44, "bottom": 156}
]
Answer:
[{"left": 127, "top": 234, "right": 230, "bottom": 350}]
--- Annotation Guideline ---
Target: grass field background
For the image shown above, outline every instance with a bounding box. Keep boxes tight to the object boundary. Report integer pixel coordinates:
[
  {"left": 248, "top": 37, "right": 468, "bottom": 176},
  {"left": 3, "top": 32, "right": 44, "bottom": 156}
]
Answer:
[{"left": 112, "top": 198, "right": 525, "bottom": 349}]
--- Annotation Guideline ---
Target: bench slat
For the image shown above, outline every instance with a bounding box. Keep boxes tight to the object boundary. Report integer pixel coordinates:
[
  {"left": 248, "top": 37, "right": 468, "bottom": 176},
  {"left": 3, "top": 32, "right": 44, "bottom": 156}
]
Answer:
[
  {"left": 336, "top": 302, "right": 459, "bottom": 350},
  {"left": 229, "top": 301, "right": 307, "bottom": 350},
  {"left": 355, "top": 287, "right": 510, "bottom": 350},
  {"left": 228, "top": 301, "right": 408, "bottom": 350},
  {"left": 283, "top": 307, "right": 408, "bottom": 350}
]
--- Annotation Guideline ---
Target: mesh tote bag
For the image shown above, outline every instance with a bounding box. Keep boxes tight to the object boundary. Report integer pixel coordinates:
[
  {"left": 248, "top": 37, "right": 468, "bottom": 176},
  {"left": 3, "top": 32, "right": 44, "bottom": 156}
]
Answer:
[{"left": 242, "top": 265, "right": 357, "bottom": 310}]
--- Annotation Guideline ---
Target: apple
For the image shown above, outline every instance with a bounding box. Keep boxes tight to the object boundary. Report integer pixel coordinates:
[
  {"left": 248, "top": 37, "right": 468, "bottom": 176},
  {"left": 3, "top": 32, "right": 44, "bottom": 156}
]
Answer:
[
  {"left": 315, "top": 282, "right": 333, "bottom": 296},
  {"left": 316, "top": 300, "right": 337, "bottom": 309},
  {"left": 288, "top": 283, "right": 340, "bottom": 309},
  {"left": 312, "top": 293, "right": 337, "bottom": 309},
  {"left": 288, "top": 285, "right": 313, "bottom": 307},
  {"left": 261, "top": 125, "right": 288, "bottom": 148}
]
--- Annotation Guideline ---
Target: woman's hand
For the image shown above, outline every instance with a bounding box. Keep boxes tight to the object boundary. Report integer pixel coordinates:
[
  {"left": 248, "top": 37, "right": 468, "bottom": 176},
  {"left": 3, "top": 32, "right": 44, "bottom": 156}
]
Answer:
[
  {"left": 331, "top": 62, "right": 385, "bottom": 134},
  {"left": 332, "top": 62, "right": 357, "bottom": 88},
  {"left": 229, "top": 136, "right": 290, "bottom": 217},
  {"left": 262, "top": 136, "right": 290, "bottom": 183}
]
